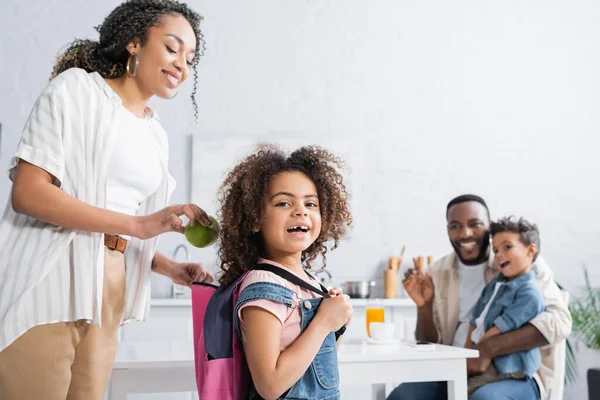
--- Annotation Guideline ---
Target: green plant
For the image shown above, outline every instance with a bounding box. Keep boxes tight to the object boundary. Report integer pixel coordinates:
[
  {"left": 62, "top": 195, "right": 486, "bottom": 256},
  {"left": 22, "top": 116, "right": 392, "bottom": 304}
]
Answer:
[
  {"left": 570, "top": 268, "right": 600, "bottom": 350},
  {"left": 565, "top": 337, "right": 577, "bottom": 385},
  {"left": 563, "top": 268, "right": 600, "bottom": 386}
]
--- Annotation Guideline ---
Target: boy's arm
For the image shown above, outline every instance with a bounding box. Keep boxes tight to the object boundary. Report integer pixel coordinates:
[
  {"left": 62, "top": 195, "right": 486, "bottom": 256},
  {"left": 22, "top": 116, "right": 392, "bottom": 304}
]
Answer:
[
  {"left": 492, "top": 285, "right": 545, "bottom": 334},
  {"left": 480, "top": 326, "right": 501, "bottom": 342}
]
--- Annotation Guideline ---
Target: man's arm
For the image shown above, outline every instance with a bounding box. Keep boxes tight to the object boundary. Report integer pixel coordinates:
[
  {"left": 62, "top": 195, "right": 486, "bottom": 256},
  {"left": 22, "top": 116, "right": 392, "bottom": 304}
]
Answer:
[
  {"left": 464, "top": 324, "right": 476, "bottom": 349},
  {"left": 529, "top": 281, "right": 572, "bottom": 346},
  {"left": 530, "top": 257, "right": 573, "bottom": 345},
  {"left": 480, "top": 323, "right": 548, "bottom": 357},
  {"left": 468, "top": 321, "right": 549, "bottom": 376},
  {"left": 403, "top": 268, "right": 439, "bottom": 343},
  {"left": 468, "top": 284, "right": 546, "bottom": 375},
  {"left": 415, "top": 301, "right": 439, "bottom": 343}
]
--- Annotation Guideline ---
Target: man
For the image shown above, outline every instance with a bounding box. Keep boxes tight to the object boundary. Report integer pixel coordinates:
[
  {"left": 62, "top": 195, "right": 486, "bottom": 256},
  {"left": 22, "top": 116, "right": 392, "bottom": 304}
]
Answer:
[{"left": 387, "top": 194, "right": 571, "bottom": 400}]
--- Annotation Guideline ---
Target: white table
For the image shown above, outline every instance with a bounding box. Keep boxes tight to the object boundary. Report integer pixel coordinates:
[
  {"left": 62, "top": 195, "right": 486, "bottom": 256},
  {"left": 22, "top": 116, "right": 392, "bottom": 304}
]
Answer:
[
  {"left": 338, "top": 340, "right": 478, "bottom": 400},
  {"left": 110, "top": 340, "right": 478, "bottom": 400}
]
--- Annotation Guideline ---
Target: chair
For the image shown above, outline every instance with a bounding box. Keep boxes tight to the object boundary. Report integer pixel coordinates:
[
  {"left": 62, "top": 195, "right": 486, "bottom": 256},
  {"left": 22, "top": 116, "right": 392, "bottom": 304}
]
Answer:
[{"left": 547, "top": 290, "right": 569, "bottom": 400}]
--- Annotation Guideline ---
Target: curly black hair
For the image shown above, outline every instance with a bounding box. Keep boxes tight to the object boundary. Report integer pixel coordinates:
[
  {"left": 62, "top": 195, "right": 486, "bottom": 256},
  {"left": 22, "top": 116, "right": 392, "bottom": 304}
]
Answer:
[
  {"left": 491, "top": 216, "right": 541, "bottom": 261},
  {"left": 217, "top": 144, "right": 353, "bottom": 285},
  {"left": 51, "top": 0, "right": 204, "bottom": 117}
]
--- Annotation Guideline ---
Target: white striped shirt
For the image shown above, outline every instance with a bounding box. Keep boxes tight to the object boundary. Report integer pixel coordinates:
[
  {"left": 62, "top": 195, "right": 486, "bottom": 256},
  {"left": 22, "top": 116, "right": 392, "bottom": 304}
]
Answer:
[{"left": 0, "top": 68, "right": 176, "bottom": 351}]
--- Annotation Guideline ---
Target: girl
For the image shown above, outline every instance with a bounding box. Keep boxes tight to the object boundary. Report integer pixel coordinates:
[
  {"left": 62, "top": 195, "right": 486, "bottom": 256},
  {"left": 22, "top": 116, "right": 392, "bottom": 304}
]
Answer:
[
  {"left": 0, "top": 1, "right": 213, "bottom": 399},
  {"left": 217, "top": 144, "right": 354, "bottom": 400}
]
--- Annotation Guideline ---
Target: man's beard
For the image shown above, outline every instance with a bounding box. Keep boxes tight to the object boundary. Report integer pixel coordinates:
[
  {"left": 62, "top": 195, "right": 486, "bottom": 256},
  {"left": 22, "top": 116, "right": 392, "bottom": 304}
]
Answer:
[{"left": 451, "top": 234, "right": 491, "bottom": 266}]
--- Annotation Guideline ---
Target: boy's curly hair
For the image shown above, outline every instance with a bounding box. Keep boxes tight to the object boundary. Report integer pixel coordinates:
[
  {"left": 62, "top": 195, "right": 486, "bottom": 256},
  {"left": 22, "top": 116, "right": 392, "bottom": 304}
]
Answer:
[
  {"left": 491, "top": 216, "right": 541, "bottom": 261},
  {"left": 217, "top": 144, "right": 353, "bottom": 285}
]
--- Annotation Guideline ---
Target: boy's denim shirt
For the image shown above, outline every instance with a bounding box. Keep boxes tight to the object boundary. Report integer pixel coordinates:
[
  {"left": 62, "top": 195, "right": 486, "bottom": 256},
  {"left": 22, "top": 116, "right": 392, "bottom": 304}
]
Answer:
[
  {"left": 234, "top": 281, "right": 340, "bottom": 400},
  {"left": 470, "top": 270, "right": 545, "bottom": 376}
]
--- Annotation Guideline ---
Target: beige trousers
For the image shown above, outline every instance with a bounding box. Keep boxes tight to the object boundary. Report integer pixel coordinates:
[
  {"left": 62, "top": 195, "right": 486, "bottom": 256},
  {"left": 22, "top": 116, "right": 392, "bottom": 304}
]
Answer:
[{"left": 0, "top": 248, "right": 126, "bottom": 400}]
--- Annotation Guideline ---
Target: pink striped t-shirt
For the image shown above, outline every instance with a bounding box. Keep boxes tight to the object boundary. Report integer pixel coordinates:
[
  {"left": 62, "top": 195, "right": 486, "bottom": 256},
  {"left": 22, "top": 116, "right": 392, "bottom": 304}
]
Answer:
[{"left": 238, "top": 258, "right": 324, "bottom": 351}]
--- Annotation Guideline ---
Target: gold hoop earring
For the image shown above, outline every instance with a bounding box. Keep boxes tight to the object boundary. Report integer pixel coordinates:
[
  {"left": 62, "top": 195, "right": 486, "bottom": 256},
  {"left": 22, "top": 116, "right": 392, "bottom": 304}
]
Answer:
[{"left": 126, "top": 53, "right": 139, "bottom": 78}]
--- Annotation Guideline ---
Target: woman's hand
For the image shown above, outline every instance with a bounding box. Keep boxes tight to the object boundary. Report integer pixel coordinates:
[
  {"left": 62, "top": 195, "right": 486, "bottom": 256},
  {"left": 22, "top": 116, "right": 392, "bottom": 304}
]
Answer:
[
  {"left": 169, "top": 261, "right": 214, "bottom": 286},
  {"left": 134, "top": 204, "right": 211, "bottom": 240},
  {"left": 152, "top": 252, "right": 214, "bottom": 285}
]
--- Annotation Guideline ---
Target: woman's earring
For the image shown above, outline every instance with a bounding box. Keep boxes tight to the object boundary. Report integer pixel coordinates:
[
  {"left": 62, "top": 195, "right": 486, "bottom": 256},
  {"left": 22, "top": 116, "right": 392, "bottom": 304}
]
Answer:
[{"left": 126, "top": 53, "right": 139, "bottom": 78}]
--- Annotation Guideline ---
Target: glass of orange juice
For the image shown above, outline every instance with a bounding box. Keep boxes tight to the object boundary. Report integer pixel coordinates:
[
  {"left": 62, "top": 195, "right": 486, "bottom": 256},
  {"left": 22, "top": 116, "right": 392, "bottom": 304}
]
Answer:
[{"left": 366, "top": 307, "right": 385, "bottom": 337}]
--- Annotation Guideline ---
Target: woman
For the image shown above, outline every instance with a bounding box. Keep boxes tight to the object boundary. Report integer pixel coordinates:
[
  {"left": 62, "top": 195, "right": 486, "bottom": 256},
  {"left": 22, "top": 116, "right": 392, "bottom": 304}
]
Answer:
[{"left": 0, "top": 1, "right": 212, "bottom": 399}]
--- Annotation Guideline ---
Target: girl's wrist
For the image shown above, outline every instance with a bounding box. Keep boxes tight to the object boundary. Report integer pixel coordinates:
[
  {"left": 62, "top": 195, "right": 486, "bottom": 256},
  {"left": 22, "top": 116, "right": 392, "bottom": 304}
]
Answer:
[{"left": 311, "top": 314, "right": 335, "bottom": 337}]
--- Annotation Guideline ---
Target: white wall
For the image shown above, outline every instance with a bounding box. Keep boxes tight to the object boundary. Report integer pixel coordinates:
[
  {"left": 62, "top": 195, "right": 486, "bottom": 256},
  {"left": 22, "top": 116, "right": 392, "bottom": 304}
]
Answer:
[{"left": 1, "top": 0, "right": 599, "bottom": 398}]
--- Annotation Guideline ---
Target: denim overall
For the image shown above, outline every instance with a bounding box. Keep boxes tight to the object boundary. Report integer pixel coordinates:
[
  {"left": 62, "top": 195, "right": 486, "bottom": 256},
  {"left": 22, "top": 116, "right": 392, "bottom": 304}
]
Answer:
[{"left": 234, "top": 281, "right": 340, "bottom": 400}]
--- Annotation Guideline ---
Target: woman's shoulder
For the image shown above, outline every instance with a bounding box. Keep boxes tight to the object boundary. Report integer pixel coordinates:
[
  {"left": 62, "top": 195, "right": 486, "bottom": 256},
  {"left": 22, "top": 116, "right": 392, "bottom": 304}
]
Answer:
[
  {"left": 40, "top": 68, "right": 102, "bottom": 105},
  {"left": 49, "top": 68, "right": 95, "bottom": 90}
]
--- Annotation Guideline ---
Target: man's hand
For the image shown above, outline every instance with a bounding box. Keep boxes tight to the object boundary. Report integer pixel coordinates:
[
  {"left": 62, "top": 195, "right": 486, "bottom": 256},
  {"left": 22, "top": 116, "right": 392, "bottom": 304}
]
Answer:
[
  {"left": 466, "top": 323, "right": 549, "bottom": 377},
  {"left": 402, "top": 262, "right": 434, "bottom": 307},
  {"left": 467, "top": 343, "right": 492, "bottom": 377}
]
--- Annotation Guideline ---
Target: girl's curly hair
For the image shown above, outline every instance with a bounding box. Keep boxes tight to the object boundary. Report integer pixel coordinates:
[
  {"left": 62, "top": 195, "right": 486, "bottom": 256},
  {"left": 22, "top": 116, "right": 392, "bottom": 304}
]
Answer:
[
  {"left": 51, "top": 0, "right": 204, "bottom": 117},
  {"left": 217, "top": 144, "right": 353, "bottom": 285}
]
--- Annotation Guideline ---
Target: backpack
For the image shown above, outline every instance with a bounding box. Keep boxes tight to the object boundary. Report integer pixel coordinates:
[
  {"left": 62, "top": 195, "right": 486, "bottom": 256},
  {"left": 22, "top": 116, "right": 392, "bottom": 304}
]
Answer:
[{"left": 191, "top": 264, "right": 344, "bottom": 400}]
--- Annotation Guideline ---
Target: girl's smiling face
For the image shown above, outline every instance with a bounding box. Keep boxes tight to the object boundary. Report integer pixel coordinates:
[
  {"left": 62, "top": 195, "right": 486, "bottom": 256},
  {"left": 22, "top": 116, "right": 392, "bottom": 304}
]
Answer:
[{"left": 259, "top": 171, "right": 322, "bottom": 261}]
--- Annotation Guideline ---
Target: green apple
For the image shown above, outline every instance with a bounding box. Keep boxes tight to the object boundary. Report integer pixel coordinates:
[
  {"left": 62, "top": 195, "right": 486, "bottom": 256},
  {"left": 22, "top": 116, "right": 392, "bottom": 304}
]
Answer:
[{"left": 185, "top": 216, "right": 219, "bottom": 248}]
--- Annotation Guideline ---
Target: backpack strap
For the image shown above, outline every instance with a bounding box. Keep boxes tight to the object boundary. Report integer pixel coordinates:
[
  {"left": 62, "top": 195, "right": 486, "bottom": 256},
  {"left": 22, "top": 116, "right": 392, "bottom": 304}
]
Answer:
[
  {"left": 253, "top": 264, "right": 330, "bottom": 297},
  {"left": 251, "top": 263, "right": 346, "bottom": 338}
]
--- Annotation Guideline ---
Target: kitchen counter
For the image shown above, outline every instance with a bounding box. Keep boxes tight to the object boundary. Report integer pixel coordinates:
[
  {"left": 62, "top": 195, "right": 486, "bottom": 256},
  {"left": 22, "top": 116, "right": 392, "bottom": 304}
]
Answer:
[{"left": 124, "top": 296, "right": 417, "bottom": 349}]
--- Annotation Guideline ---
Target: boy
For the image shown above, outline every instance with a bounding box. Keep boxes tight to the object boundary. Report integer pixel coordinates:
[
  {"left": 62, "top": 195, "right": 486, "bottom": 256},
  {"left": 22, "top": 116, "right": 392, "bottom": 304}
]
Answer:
[{"left": 466, "top": 217, "right": 545, "bottom": 398}]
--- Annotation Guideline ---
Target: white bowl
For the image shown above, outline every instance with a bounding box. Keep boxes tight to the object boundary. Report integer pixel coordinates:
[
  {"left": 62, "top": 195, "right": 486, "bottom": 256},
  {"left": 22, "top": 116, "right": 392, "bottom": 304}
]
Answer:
[{"left": 369, "top": 322, "right": 395, "bottom": 341}]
